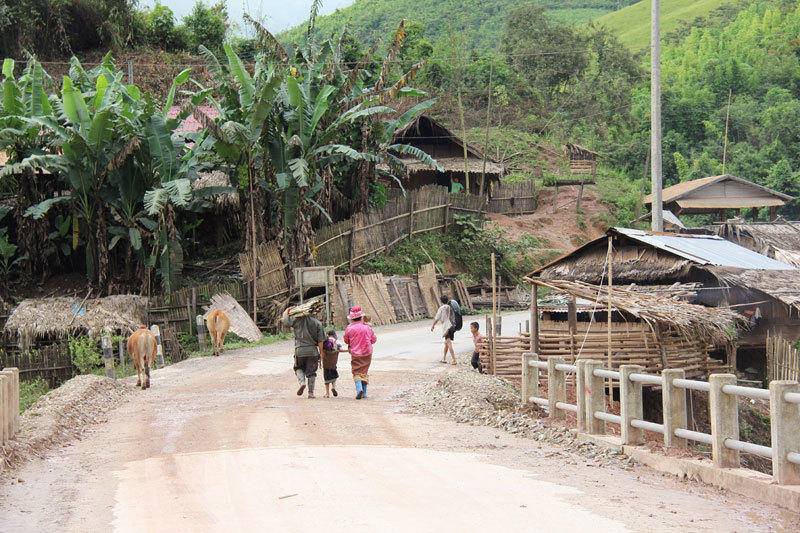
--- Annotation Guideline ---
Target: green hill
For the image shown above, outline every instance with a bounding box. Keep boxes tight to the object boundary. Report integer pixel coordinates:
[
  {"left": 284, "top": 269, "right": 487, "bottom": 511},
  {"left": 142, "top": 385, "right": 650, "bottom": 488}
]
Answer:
[
  {"left": 280, "top": 0, "right": 638, "bottom": 51},
  {"left": 593, "top": 0, "right": 733, "bottom": 49}
]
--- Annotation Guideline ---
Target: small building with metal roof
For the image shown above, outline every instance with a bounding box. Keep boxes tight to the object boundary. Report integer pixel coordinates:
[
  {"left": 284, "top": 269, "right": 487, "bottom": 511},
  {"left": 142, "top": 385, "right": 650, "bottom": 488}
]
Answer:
[
  {"left": 528, "top": 227, "right": 800, "bottom": 378},
  {"left": 644, "top": 174, "right": 792, "bottom": 221}
]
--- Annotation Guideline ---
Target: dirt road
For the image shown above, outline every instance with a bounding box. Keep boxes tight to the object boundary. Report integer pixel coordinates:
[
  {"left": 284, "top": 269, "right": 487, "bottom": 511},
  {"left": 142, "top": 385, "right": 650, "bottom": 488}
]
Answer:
[{"left": 0, "top": 313, "right": 795, "bottom": 531}]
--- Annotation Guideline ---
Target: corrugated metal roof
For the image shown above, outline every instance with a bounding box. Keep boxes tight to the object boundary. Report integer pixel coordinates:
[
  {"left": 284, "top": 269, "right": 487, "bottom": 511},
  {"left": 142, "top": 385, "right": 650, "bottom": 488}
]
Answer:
[{"left": 613, "top": 227, "right": 797, "bottom": 270}]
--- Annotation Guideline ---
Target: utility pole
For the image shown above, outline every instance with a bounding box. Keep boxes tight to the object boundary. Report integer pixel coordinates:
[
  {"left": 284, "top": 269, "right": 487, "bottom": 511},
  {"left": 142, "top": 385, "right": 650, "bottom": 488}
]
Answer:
[{"left": 650, "top": 0, "right": 663, "bottom": 232}]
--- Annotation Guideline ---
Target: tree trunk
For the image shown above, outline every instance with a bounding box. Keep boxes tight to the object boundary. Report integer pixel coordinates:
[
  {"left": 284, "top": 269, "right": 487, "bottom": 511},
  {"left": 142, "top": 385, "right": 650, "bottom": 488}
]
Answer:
[
  {"left": 356, "top": 121, "right": 373, "bottom": 212},
  {"left": 96, "top": 201, "right": 109, "bottom": 293},
  {"left": 15, "top": 168, "right": 50, "bottom": 281}
]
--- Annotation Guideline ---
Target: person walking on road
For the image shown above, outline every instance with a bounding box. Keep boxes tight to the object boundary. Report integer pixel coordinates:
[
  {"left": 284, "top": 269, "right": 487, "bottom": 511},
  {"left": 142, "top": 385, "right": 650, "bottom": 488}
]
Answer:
[
  {"left": 343, "top": 306, "right": 377, "bottom": 399},
  {"left": 281, "top": 306, "right": 326, "bottom": 399},
  {"left": 431, "top": 295, "right": 458, "bottom": 365}
]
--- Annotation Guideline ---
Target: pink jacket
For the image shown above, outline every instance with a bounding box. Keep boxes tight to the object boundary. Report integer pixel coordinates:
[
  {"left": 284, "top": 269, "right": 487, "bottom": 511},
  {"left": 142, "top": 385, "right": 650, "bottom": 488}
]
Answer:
[{"left": 344, "top": 321, "right": 377, "bottom": 356}]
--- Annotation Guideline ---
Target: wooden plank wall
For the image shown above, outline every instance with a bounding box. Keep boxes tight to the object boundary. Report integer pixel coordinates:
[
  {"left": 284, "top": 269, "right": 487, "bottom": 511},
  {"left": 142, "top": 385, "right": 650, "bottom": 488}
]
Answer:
[
  {"left": 488, "top": 181, "right": 538, "bottom": 215},
  {"left": 0, "top": 342, "right": 72, "bottom": 387}
]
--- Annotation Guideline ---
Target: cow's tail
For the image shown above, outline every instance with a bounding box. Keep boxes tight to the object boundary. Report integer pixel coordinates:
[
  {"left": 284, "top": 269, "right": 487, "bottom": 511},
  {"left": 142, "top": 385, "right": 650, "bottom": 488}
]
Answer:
[{"left": 207, "top": 312, "right": 217, "bottom": 335}]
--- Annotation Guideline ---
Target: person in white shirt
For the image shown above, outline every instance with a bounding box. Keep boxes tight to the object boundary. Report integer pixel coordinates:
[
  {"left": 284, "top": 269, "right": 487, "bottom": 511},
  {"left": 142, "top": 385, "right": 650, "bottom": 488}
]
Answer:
[{"left": 431, "top": 294, "right": 457, "bottom": 365}]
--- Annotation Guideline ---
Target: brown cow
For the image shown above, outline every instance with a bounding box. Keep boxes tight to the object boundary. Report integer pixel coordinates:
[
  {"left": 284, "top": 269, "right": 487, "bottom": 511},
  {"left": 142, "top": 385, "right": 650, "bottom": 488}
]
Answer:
[
  {"left": 127, "top": 326, "right": 157, "bottom": 389},
  {"left": 206, "top": 309, "right": 230, "bottom": 356}
]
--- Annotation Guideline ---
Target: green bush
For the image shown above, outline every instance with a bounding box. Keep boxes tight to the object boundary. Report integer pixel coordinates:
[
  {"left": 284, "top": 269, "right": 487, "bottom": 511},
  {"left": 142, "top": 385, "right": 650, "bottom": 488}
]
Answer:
[
  {"left": 19, "top": 378, "right": 49, "bottom": 412},
  {"left": 69, "top": 336, "right": 103, "bottom": 375}
]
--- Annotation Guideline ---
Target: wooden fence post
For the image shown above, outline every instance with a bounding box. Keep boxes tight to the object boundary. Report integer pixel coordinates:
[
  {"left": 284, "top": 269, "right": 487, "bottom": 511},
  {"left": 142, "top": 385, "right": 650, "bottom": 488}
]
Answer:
[{"left": 101, "top": 336, "right": 115, "bottom": 379}]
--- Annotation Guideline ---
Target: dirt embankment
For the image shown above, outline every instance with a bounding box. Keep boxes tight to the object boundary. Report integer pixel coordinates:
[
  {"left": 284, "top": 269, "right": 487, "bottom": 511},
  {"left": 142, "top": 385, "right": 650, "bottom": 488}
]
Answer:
[{"left": 1, "top": 375, "right": 128, "bottom": 475}]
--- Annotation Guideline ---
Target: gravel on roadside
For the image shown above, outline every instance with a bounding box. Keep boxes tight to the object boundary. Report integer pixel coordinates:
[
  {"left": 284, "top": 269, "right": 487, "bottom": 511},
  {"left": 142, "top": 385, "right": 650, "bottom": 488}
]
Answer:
[
  {"left": 404, "top": 359, "right": 637, "bottom": 470},
  {"left": 1, "top": 374, "right": 129, "bottom": 476}
]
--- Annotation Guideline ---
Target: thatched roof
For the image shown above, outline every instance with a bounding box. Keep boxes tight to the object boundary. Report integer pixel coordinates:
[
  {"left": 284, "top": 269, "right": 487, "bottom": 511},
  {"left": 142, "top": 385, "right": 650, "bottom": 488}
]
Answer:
[
  {"left": 716, "top": 218, "right": 800, "bottom": 268},
  {"left": 192, "top": 170, "right": 239, "bottom": 209},
  {"left": 530, "top": 227, "right": 795, "bottom": 284},
  {"left": 706, "top": 267, "right": 800, "bottom": 313},
  {"left": 526, "top": 278, "right": 743, "bottom": 343},
  {"left": 383, "top": 115, "right": 505, "bottom": 177},
  {"left": 4, "top": 295, "right": 148, "bottom": 348},
  {"left": 564, "top": 142, "right": 599, "bottom": 159}
]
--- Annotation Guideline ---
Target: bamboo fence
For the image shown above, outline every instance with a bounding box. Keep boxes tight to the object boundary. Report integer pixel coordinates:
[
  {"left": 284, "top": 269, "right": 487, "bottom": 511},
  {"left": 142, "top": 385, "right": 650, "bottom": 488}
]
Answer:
[
  {"left": 0, "top": 342, "right": 73, "bottom": 387},
  {"left": 767, "top": 332, "right": 800, "bottom": 381},
  {"left": 479, "top": 320, "right": 717, "bottom": 381},
  {"left": 313, "top": 184, "right": 528, "bottom": 269}
]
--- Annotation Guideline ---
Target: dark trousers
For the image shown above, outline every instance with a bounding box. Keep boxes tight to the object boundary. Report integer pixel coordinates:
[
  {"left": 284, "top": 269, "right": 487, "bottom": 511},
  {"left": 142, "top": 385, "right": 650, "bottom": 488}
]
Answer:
[
  {"left": 294, "top": 354, "right": 319, "bottom": 378},
  {"left": 471, "top": 351, "right": 483, "bottom": 373}
]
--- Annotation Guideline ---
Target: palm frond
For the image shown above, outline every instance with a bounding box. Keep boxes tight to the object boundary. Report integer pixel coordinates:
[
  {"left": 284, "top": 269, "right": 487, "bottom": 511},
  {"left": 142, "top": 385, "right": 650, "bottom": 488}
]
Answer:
[
  {"left": 183, "top": 103, "right": 227, "bottom": 143},
  {"left": 245, "top": 13, "right": 289, "bottom": 62},
  {"left": 376, "top": 20, "right": 407, "bottom": 95}
]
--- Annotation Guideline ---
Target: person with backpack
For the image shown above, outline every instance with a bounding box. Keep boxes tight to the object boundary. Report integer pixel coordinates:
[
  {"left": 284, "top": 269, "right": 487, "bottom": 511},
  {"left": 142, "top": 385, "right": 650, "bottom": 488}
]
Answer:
[{"left": 431, "top": 294, "right": 462, "bottom": 365}]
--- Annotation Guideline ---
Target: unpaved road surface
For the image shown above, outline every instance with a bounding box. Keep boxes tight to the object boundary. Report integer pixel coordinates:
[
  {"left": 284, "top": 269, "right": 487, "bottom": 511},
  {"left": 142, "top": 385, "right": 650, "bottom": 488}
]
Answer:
[{"left": 1, "top": 313, "right": 796, "bottom": 532}]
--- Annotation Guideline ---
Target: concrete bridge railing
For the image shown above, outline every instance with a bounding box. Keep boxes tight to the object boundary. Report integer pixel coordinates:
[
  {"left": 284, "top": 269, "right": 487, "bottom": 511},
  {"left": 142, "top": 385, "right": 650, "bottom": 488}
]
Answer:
[
  {"left": 0, "top": 367, "right": 20, "bottom": 445},
  {"left": 521, "top": 353, "right": 800, "bottom": 485}
]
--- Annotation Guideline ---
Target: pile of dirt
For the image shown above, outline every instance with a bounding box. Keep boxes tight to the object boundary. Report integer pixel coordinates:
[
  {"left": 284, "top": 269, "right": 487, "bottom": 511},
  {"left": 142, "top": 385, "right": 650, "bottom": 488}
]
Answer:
[
  {"left": 403, "top": 359, "right": 637, "bottom": 469},
  {"left": 0, "top": 375, "right": 128, "bottom": 475}
]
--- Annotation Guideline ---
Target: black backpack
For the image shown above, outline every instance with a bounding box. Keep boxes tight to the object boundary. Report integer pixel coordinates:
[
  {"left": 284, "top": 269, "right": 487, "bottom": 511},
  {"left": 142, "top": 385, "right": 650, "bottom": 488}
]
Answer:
[{"left": 449, "top": 299, "right": 463, "bottom": 331}]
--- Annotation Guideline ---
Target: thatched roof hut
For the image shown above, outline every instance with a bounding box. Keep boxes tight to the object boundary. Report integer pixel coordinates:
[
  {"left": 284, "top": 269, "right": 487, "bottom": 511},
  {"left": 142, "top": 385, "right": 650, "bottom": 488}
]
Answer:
[
  {"left": 527, "top": 278, "right": 743, "bottom": 344},
  {"left": 192, "top": 170, "right": 239, "bottom": 211},
  {"left": 715, "top": 218, "right": 800, "bottom": 268},
  {"left": 531, "top": 227, "right": 794, "bottom": 285},
  {"left": 378, "top": 115, "right": 504, "bottom": 194},
  {"left": 564, "top": 142, "right": 598, "bottom": 175},
  {"left": 4, "top": 295, "right": 148, "bottom": 349}
]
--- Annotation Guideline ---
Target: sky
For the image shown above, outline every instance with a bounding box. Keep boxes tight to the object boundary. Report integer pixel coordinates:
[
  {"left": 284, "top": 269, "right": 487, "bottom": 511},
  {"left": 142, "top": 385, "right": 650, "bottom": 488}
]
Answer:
[{"left": 139, "top": 0, "right": 355, "bottom": 34}]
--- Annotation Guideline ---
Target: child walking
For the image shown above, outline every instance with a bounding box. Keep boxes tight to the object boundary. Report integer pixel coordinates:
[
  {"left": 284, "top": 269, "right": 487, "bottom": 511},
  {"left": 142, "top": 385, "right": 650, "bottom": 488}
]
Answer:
[
  {"left": 470, "top": 321, "right": 484, "bottom": 373},
  {"left": 322, "top": 330, "right": 341, "bottom": 398}
]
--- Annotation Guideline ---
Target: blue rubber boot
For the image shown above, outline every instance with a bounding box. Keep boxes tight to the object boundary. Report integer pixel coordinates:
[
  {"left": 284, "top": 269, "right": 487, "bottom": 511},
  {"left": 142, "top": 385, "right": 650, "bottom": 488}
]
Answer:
[
  {"left": 362, "top": 384, "right": 367, "bottom": 398},
  {"left": 355, "top": 380, "right": 363, "bottom": 399}
]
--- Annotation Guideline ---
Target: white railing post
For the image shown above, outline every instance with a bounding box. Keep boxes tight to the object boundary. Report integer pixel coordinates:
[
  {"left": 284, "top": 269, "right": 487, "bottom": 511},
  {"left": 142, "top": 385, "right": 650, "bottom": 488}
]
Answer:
[
  {"left": 0, "top": 371, "right": 9, "bottom": 444},
  {"left": 662, "top": 368, "right": 687, "bottom": 448},
  {"left": 620, "top": 365, "right": 645, "bottom": 445},
  {"left": 548, "top": 356, "right": 567, "bottom": 419},
  {"left": 709, "top": 374, "right": 740, "bottom": 468},
  {"left": 196, "top": 315, "right": 207, "bottom": 352},
  {"left": 101, "top": 335, "right": 115, "bottom": 379},
  {"left": 585, "top": 360, "right": 606, "bottom": 434},
  {"left": 521, "top": 352, "right": 539, "bottom": 403},
  {"left": 576, "top": 360, "right": 588, "bottom": 432},
  {"left": 150, "top": 325, "right": 165, "bottom": 367},
  {"left": 770, "top": 380, "right": 800, "bottom": 484}
]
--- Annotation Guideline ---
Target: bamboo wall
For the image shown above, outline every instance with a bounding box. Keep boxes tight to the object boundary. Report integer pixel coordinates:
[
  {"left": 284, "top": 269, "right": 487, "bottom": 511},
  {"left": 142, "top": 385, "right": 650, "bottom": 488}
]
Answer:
[
  {"left": 479, "top": 319, "right": 718, "bottom": 380},
  {"left": 767, "top": 333, "right": 800, "bottom": 381}
]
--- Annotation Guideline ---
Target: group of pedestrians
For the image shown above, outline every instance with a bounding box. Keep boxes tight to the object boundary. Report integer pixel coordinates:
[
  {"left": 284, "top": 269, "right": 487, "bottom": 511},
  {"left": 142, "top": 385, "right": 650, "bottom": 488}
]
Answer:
[
  {"left": 283, "top": 293, "right": 486, "bottom": 400},
  {"left": 282, "top": 304, "right": 376, "bottom": 400}
]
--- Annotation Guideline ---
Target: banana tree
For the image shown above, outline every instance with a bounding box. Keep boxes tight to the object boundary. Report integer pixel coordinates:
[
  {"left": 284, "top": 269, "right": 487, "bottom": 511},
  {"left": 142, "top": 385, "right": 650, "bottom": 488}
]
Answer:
[{"left": 0, "top": 57, "right": 56, "bottom": 277}]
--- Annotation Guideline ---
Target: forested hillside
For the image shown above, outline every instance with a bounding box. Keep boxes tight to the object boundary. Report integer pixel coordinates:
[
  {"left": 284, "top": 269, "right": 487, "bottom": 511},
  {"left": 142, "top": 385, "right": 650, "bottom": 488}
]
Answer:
[
  {"left": 593, "top": 0, "right": 735, "bottom": 48},
  {"left": 279, "top": 0, "right": 638, "bottom": 51}
]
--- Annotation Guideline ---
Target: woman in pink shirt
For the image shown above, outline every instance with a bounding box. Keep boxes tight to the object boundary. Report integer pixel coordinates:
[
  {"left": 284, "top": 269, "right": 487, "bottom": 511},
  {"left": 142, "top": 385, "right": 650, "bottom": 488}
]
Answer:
[{"left": 343, "top": 306, "right": 377, "bottom": 399}]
